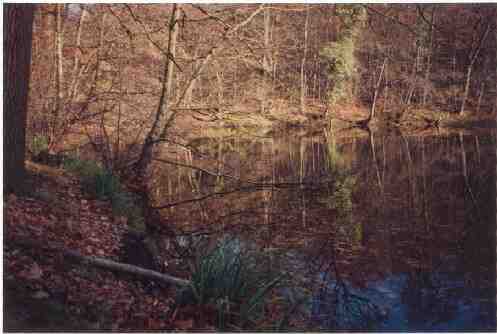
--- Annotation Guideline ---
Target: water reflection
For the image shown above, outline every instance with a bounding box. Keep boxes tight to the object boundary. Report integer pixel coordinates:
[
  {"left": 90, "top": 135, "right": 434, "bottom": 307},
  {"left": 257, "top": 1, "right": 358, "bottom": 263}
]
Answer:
[{"left": 150, "top": 129, "right": 496, "bottom": 331}]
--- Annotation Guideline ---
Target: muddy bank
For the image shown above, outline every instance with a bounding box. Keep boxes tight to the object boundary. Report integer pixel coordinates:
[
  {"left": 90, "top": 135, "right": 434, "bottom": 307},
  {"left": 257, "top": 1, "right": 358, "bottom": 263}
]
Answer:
[{"left": 175, "top": 103, "right": 495, "bottom": 142}]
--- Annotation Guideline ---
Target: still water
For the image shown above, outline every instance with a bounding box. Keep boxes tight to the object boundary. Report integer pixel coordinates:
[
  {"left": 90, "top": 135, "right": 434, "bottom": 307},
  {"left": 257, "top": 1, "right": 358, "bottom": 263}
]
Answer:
[{"left": 151, "top": 128, "right": 496, "bottom": 331}]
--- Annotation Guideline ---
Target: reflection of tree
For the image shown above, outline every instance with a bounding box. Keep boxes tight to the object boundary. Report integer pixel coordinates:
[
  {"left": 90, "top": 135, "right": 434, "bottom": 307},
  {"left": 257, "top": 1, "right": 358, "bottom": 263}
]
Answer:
[
  {"left": 310, "top": 242, "right": 384, "bottom": 330},
  {"left": 401, "top": 269, "right": 459, "bottom": 328},
  {"left": 324, "top": 128, "right": 360, "bottom": 244}
]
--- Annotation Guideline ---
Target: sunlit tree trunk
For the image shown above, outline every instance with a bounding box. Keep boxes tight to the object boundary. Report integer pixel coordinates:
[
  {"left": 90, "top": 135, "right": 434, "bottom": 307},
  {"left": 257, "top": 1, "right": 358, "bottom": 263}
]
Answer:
[
  {"left": 383, "top": 59, "right": 389, "bottom": 113},
  {"left": 216, "top": 65, "right": 224, "bottom": 106},
  {"left": 52, "top": 4, "right": 65, "bottom": 148},
  {"left": 261, "top": 6, "right": 271, "bottom": 114},
  {"left": 404, "top": 45, "right": 420, "bottom": 110},
  {"left": 369, "top": 57, "right": 386, "bottom": 123},
  {"left": 300, "top": 5, "right": 310, "bottom": 113},
  {"left": 460, "top": 23, "right": 490, "bottom": 115},
  {"left": 4, "top": 4, "right": 35, "bottom": 194},
  {"left": 422, "top": 6, "right": 436, "bottom": 107},
  {"left": 184, "top": 49, "right": 198, "bottom": 106},
  {"left": 69, "top": 5, "right": 87, "bottom": 101}
]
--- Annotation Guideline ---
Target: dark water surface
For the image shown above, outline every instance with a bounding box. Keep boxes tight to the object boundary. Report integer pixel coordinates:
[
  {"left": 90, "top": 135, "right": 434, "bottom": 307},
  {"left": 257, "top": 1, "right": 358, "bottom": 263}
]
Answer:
[{"left": 151, "top": 129, "right": 496, "bottom": 331}]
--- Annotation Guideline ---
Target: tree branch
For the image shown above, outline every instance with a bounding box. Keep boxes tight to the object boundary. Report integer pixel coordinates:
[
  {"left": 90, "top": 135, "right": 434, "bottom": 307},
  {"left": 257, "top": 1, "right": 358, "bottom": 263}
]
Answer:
[{"left": 6, "top": 238, "right": 190, "bottom": 287}]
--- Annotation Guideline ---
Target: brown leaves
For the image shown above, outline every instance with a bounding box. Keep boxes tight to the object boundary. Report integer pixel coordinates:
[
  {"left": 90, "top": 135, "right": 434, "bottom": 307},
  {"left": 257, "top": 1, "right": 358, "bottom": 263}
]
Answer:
[
  {"left": 3, "top": 164, "right": 187, "bottom": 330},
  {"left": 19, "top": 262, "right": 43, "bottom": 280},
  {"left": 173, "top": 318, "right": 195, "bottom": 330}
]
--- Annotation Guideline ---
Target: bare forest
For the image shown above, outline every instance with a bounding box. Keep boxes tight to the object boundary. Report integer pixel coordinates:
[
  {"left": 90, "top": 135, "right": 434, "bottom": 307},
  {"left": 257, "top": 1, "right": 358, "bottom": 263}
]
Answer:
[{"left": 4, "top": 4, "right": 497, "bottom": 331}]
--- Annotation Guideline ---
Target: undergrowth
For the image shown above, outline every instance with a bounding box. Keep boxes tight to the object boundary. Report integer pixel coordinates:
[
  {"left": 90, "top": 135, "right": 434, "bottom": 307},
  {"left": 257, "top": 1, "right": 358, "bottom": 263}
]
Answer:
[
  {"left": 62, "top": 156, "right": 145, "bottom": 232},
  {"left": 176, "top": 238, "right": 282, "bottom": 330},
  {"left": 30, "top": 134, "right": 49, "bottom": 157}
]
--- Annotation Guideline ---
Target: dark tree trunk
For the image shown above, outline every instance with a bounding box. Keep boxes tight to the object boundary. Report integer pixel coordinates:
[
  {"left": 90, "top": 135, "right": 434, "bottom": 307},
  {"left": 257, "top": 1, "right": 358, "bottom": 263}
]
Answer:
[{"left": 4, "top": 4, "right": 35, "bottom": 194}]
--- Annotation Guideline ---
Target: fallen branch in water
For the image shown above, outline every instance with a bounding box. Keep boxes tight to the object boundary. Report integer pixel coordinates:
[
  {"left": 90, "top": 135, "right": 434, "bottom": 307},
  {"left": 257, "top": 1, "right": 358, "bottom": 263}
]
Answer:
[{"left": 6, "top": 238, "right": 190, "bottom": 287}]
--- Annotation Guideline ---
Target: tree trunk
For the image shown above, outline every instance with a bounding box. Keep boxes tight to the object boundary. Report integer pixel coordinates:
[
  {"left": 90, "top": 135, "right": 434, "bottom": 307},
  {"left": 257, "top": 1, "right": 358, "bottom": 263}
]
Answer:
[
  {"left": 261, "top": 6, "right": 271, "bottom": 114},
  {"left": 184, "top": 49, "right": 199, "bottom": 106},
  {"left": 422, "top": 6, "right": 436, "bottom": 106},
  {"left": 136, "top": 4, "right": 181, "bottom": 177},
  {"left": 460, "top": 22, "right": 491, "bottom": 115},
  {"left": 51, "top": 4, "right": 65, "bottom": 149},
  {"left": 369, "top": 58, "right": 387, "bottom": 123},
  {"left": 215, "top": 62, "right": 224, "bottom": 105},
  {"left": 404, "top": 45, "right": 420, "bottom": 111},
  {"left": 300, "top": 5, "right": 310, "bottom": 114},
  {"left": 495, "top": 6, "right": 497, "bottom": 115},
  {"left": 4, "top": 4, "right": 35, "bottom": 194},
  {"left": 460, "top": 65, "right": 473, "bottom": 115},
  {"left": 69, "top": 5, "right": 87, "bottom": 101},
  {"left": 383, "top": 57, "right": 389, "bottom": 113}
]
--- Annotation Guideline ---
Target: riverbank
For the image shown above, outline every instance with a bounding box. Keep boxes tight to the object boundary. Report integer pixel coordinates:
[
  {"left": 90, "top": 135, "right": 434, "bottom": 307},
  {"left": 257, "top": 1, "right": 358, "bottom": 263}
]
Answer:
[
  {"left": 5, "top": 158, "right": 287, "bottom": 331},
  {"left": 171, "top": 102, "right": 496, "bottom": 142},
  {"left": 3, "top": 162, "right": 192, "bottom": 331}
]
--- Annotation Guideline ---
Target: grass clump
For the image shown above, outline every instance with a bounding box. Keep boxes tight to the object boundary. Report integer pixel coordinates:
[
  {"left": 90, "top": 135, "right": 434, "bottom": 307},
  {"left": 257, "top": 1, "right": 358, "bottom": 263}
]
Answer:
[
  {"left": 62, "top": 156, "right": 145, "bottom": 232},
  {"left": 110, "top": 191, "right": 145, "bottom": 233},
  {"left": 176, "top": 238, "right": 281, "bottom": 330},
  {"left": 30, "top": 134, "right": 49, "bottom": 157}
]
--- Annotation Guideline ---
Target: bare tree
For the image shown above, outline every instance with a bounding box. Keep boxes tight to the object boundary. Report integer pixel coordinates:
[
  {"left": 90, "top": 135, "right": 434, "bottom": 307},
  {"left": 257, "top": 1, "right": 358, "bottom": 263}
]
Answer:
[
  {"left": 369, "top": 58, "right": 387, "bottom": 123},
  {"left": 300, "top": 5, "right": 310, "bottom": 113},
  {"left": 261, "top": 5, "right": 271, "bottom": 114},
  {"left": 136, "top": 4, "right": 182, "bottom": 177},
  {"left": 51, "top": 4, "right": 65, "bottom": 149},
  {"left": 460, "top": 20, "right": 491, "bottom": 115},
  {"left": 422, "top": 6, "right": 437, "bottom": 106},
  {"left": 135, "top": 5, "right": 265, "bottom": 181}
]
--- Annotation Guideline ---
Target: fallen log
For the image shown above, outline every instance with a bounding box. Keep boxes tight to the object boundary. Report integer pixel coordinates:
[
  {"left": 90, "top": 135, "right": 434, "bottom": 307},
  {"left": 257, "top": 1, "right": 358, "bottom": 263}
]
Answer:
[{"left": 6, "top": 238, "right": 190, "bottom": 287}]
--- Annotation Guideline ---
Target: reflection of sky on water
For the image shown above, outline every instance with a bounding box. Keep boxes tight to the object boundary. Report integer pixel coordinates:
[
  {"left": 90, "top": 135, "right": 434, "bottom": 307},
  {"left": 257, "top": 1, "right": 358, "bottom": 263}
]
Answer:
[{"left": 311, "top": 272, "right": 496, "bottom": 331}]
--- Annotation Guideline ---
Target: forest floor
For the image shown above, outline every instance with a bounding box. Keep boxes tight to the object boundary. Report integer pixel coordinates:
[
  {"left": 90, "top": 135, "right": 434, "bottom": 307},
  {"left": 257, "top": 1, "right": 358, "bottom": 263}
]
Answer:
[{"left": 3, "top": 161, "right": 206, "bottom": 331}]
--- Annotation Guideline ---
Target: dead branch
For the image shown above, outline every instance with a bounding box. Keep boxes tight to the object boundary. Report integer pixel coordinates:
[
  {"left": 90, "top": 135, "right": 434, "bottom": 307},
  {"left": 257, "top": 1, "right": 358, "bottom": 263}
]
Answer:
[{"left": 6, "top": 238, "right": 190, "bottom": 287}]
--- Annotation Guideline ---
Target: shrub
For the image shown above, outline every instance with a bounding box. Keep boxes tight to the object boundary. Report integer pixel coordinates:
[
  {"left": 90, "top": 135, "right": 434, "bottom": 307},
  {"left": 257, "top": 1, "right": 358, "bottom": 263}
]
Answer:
[
  {"left": 63, "top": 156, "right": 145, "bottom": 231},
  {"left": 30, "top": 134, "right": 49, "bottom": 157},
  {"left": 176, "top": 238, "right": 281, "bottom": 330},
  {"left": 63, "top": 158, "right": 110, "bottom": 198},
  {"left": 110, "top": 191, "right": 145, "bottom": 232},
  {"left": 63, "top": 157, "right": 121, "bottom": 199}
]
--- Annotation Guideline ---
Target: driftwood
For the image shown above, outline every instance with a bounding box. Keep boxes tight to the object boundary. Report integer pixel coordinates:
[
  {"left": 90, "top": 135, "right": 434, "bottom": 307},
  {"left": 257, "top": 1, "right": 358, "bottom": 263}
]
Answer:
[{"left": 6, "top": 238, "right": 190, "bottom": 287}]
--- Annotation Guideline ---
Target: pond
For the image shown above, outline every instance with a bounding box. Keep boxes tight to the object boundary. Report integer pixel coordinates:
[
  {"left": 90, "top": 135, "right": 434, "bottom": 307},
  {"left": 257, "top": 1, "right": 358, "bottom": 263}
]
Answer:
[{"left": 149, "top": 128, "right": 496, "bottom": 331}]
